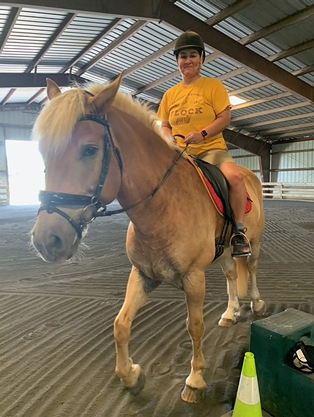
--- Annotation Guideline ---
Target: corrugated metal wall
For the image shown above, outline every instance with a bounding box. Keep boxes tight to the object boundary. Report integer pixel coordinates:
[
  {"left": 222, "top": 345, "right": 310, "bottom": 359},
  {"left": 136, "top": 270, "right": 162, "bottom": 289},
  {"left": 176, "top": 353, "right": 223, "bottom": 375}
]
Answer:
[
  {"left": 230, "top": 140, "right": 314, "bottom": 183},
  {"left": 0, "top": 110, "right": 36, "bottom": 141},
  {"left": 230, "top": 141, "right": 314, "bottom": 184},
  {"left": 271, "top": 140, "right": 314, "bottom": 183}
]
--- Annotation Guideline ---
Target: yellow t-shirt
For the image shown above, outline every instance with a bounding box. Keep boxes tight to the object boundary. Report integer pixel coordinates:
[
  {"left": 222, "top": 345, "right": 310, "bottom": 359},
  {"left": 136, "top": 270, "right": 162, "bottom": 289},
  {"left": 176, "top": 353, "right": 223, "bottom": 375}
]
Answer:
[{"left": 157, "top": 77, "right": 230, "bottom": 156}]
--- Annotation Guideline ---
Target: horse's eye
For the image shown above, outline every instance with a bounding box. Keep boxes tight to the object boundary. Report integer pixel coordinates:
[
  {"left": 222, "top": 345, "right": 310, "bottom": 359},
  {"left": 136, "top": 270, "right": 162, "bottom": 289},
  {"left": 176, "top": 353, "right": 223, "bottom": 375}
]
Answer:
[{"left": 82, "top": 145, "right": 98, "bottom": 158}]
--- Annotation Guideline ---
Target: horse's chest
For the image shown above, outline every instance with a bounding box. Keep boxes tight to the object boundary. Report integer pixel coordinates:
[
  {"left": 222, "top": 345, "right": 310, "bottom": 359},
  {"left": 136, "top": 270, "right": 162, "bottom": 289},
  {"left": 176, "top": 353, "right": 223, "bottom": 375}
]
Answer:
[{"left": 129, "top": 247, "right": 184, "bottom": 288}]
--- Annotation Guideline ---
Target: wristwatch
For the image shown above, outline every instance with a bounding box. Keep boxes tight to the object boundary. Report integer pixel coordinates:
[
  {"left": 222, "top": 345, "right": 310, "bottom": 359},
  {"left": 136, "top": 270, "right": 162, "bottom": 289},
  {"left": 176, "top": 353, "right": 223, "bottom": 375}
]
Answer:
[{"left": 201, "top": 130, "right": 208, "bottom": 139}]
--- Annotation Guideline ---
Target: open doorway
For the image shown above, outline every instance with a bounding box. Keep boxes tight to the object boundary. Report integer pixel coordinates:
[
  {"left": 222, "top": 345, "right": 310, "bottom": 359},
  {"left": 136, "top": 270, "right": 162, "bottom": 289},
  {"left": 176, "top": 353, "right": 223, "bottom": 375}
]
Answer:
[{"left": 6, "top": 140, "right": 45, "bottom": 205}]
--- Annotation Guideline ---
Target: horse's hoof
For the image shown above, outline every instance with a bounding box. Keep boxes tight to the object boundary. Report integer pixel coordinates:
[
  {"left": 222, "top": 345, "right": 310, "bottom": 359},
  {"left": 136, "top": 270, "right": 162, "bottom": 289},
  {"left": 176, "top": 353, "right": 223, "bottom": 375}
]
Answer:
[
  {"left": 181, "top": 384, "right": 206, "bottom": 403},
  {"left": 218, "top": 317, "right": 236, "bottom": 327},
  {"left": 252, "top": 300, "right": 266, "bottom": 317},
  {"left": 126, "top": 369, "right": 145, "bottom": 396}
]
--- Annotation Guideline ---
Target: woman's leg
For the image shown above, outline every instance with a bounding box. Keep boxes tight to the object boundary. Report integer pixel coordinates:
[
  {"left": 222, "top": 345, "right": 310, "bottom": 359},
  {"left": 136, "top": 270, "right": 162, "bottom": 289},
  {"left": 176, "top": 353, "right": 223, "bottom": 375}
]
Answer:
[
  {"left": 219, "top": 161, "right": 246, "bottom": 225},
  {"left": 219, "top": 161, "right": 251, "bottom": 257},
  {"left": 199, "top": 150, "right": 251, "bottom": 257}
]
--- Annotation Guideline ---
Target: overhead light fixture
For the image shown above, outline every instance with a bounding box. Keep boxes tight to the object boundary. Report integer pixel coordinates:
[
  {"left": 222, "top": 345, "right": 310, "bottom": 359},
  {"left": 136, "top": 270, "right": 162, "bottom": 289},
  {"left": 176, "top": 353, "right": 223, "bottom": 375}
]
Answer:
[{"left": 229, "top": 95, "right": 246, "bottom": 105}]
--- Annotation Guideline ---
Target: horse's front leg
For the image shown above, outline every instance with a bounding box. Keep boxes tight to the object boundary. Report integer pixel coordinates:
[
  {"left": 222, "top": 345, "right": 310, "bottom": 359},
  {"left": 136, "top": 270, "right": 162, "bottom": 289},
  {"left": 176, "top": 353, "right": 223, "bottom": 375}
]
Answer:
[
  {"left": 181, "top": 271, "right": 207, "bottom": 403},
  {"left": 219, "top": 257, "right": 240, "bottom": 326},
  {"left": 114, "top": 266, "right": 148, "bottom": 394}
]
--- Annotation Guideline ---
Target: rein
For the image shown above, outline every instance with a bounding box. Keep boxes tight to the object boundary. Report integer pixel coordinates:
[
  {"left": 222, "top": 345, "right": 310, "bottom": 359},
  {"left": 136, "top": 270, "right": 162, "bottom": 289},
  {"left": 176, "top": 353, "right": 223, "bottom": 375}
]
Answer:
[{"left": 38, "top": 113, "right": 186, "bottom": 239}]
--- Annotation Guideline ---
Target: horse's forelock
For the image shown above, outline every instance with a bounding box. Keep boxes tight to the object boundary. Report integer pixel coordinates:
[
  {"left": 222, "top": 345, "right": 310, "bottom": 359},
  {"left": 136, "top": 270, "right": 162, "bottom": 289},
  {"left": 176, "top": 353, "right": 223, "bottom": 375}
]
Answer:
[{"left": 33, "top": 88, "right": 86, "bottom": 157}]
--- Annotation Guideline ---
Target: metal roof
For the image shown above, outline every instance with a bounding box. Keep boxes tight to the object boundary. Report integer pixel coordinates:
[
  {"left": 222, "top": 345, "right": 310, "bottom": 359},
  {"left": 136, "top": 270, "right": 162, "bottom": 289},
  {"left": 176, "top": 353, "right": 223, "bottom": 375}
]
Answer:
[{"left": 0, "top": 0, "right": 314, "bottom": 149}]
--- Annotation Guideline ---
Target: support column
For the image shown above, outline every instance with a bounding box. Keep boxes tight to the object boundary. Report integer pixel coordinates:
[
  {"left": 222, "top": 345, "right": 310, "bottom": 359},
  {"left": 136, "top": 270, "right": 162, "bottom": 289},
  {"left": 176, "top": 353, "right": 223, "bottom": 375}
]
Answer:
[{"left": 260, "top": 149, "right": 271, "bottom": 182}]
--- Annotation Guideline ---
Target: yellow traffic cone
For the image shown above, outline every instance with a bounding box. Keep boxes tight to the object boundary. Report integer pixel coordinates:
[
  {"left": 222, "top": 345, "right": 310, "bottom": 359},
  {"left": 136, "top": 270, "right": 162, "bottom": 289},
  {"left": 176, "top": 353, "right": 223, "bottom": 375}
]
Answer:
[{"left": 232, "top": 352, "right": 262, "bottom": 417}]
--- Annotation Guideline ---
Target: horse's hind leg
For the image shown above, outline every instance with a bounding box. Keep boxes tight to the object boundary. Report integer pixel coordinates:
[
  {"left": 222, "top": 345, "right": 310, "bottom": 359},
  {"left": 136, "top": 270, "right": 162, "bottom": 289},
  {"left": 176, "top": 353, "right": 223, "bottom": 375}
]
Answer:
[
  {"left": 219, "top": 257, "right": 240, "bottom": 326},
  {"left": 248, "top": 241, "right": 266, "bottom": 316},
  {"left": 181, "top": 271, "right": 207, "bottom": 403},
  {"left": 114, "top": 266, "right": 152, "bottom": 394}
]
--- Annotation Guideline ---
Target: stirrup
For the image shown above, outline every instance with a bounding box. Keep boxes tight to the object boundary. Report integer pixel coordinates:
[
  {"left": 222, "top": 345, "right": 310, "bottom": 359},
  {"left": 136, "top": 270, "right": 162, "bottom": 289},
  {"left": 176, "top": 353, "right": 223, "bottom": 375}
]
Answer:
[{"left": 230, "top": 230, "right": 251, "bottom": 258}]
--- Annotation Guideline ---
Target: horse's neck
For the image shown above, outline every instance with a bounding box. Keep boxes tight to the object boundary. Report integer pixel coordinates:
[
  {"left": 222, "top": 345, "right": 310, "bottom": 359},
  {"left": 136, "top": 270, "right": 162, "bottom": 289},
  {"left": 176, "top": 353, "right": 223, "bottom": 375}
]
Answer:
[
  {"left": 108, "top": 107, "right": 220, "bottom": 239},
  {"left": 109, "top": 108, "right": 180, "bottom": 207}
]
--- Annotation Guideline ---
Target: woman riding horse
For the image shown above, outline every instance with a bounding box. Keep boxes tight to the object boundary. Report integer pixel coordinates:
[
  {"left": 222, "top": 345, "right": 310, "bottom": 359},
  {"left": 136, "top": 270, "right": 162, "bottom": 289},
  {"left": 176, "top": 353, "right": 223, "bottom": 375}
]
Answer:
[{"left": 31, "top": 73, "right": 265, "bottom": 403}]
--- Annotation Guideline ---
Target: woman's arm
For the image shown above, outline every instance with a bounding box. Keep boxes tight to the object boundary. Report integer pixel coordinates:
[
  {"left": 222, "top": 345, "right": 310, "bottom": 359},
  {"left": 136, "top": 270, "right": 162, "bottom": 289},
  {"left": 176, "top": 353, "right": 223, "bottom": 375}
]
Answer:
[
  {"left": 202, "top": 107, "right": 231, "bottom": 137},
  {"left": 184, "top": 107, "right": 231, "bottom": 144},
  {"left": 161, "top": 121, "right": 174, "bottom": 140}
]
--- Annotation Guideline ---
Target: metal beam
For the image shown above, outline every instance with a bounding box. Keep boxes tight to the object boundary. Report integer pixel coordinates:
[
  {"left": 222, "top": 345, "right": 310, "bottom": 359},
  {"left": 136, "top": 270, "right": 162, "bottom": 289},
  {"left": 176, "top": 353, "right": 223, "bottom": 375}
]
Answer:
[
  {"left": 263, "top": 121, "right": 314, "bottom": 135},
  {"left": 240, "top": 4, "right": 314, "bottom": 45},
  {"left": 223, "top": 129, "right": 271, "bottom": 155},
  {"left": 0, "top": 7, "right": 20, "bottom": 53},
  {"left": 229, "top": 80, "right": 272, "bottom": 96},
  {"left": 217, "top": 67, "right": 246, "bottom": 81},
  {"left": 245, "top": 111, "right": 314, "bottom": 129},
  {"left": 232, "top": 92, "right": 292, "bottom": 111},
  {"left": 25, "top": 13, "right": 76, "bottom": 73},
  {"left": 232, "top": 101, "right": 311, "bottom": 122},
  {"left": 1, "top": 89, "right": 17, "bottom": 106},
  {"left": 27, "top": 89, "right": 45, "bottom": 105},
  {"left": 272, "top": 136, "right": 314, "bottom": 145},
  {"left": 159, "top": 2, "right": 314, "bottom": 103},
  {"left": 28, "top": 18, "right": 122, "bottom": 106},
  {"left": 60, "top": 18, "right": 122, "bottom": 74},
  {"left": 1, "top": 0, "right": 160, "bottom": 20},
  {"left": 121, "top": 40, "right": 176, "bottom": 79},
  {"left": 0, "top": 73, "right": 86, "bottom": 88},
  {"left": 273, "top": 128, "right": 314, "bottom": 139},
  {"left": 293, "top": 64, "right": 314, "bottom": 77},
  {"left": 206, "top": 0, "right": 255, "bottom": 26},
  {"left": 269, "top": 39, "right": 314, "bottom": 62},
  {"left": 75, "top": 20, "right": 146, "bottom": 76}
]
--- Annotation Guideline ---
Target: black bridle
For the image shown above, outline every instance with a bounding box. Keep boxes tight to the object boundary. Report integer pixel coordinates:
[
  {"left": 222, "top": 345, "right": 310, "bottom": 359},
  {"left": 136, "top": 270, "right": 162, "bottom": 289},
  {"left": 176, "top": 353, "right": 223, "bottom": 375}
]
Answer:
[{"left": 38, "top": 114, "right": 186, "bottom": 239}]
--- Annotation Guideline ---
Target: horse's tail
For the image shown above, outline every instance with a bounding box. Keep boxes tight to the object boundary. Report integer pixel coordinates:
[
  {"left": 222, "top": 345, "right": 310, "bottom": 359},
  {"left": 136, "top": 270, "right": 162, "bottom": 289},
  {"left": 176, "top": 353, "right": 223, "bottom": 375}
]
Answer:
[{"left": 236, "top": 257, "right": 249, "bottom": 298}]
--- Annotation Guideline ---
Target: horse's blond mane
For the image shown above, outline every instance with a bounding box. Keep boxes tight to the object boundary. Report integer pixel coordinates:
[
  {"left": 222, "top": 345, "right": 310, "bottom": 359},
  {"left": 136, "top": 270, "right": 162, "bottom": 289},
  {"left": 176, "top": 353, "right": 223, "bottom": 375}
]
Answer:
[{"left": 33, "top": 81, "right": 177, "bottom": 157}]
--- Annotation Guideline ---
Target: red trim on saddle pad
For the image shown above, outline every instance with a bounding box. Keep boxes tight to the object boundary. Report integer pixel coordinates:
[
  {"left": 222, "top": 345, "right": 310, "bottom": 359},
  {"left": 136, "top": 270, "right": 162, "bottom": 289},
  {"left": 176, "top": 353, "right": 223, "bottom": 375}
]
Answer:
[{"left": 202, "top": 176, "right": 252, "bottom": 216}]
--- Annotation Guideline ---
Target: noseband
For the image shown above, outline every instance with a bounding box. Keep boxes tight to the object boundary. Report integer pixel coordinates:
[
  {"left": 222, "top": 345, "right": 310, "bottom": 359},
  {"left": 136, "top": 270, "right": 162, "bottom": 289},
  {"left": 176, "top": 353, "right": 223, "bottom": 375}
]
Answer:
[{"left": 38, "top": 113, "right": 186, "bottom": 240}]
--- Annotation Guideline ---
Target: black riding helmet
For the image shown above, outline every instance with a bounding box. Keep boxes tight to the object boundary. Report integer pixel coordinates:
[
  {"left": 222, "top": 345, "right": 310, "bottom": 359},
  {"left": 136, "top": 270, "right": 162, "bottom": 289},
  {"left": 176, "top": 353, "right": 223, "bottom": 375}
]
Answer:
[{"left": 174, "top": 31, "right": 205, "bottom": 62}]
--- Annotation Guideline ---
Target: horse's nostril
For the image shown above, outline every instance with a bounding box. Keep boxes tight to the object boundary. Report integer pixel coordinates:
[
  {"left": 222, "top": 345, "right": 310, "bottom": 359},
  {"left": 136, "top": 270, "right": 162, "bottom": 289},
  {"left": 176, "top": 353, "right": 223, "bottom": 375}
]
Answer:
[{"left": 49, "top": 234, "right": 63, "bottom": 250}]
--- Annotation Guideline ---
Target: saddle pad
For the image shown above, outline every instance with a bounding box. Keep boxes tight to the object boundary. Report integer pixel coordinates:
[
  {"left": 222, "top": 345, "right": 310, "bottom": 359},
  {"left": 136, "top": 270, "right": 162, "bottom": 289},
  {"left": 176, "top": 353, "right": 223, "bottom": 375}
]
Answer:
[{"left": 188, "top": 157, "right": 252, "bottom": 216}]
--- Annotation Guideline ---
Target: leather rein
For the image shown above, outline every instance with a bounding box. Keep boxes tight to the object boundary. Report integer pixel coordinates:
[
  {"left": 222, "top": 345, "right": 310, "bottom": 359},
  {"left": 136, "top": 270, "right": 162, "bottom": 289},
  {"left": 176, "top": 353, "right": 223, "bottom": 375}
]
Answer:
[{"left": 38, "top": 114, "right": 186, "bottom": 239}]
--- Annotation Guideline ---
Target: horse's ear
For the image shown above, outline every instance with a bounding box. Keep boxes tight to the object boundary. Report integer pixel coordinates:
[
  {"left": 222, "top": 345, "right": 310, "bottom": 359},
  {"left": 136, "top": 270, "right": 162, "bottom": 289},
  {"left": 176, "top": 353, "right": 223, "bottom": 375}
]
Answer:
[
  {"left": 46, "top": 78, "right": 62, "bottom": 100},
  {"left": 91, "top": 71, "right": 124, "bottom": 111}
]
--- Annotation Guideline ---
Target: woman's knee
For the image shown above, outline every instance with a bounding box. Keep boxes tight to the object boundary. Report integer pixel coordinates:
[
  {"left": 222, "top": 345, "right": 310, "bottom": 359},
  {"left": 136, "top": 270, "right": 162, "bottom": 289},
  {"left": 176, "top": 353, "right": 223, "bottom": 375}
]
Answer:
[{"left": 221, "top": 165, "right": 244, "bottom": 189}]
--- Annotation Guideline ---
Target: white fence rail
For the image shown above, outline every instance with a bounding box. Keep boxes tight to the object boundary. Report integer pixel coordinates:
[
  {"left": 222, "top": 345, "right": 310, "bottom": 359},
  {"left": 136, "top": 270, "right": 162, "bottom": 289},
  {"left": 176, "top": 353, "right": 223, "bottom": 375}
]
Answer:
[{"left": 262, "top": 182, "right": 314, "bottom": 201}]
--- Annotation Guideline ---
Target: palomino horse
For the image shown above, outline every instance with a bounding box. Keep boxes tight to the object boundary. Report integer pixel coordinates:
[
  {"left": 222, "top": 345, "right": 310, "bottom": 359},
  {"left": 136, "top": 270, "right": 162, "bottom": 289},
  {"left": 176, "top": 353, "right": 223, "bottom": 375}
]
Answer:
[{"left": 31, "top": 74, "right": 265, "bottom": 403}]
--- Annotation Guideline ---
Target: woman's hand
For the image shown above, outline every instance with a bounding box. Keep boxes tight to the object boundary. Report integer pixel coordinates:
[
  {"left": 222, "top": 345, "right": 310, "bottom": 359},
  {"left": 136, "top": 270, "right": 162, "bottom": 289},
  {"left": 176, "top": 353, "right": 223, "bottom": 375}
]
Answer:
[{"left": 184, "top": 131, "right": 204, "bottom": 144}]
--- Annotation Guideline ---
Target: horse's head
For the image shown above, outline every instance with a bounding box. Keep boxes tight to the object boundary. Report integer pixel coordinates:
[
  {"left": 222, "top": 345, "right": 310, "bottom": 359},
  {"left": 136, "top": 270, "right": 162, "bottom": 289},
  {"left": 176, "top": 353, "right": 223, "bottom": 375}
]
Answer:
[{"left": 31, "top": 74, "right": 123, "bottom": 262}]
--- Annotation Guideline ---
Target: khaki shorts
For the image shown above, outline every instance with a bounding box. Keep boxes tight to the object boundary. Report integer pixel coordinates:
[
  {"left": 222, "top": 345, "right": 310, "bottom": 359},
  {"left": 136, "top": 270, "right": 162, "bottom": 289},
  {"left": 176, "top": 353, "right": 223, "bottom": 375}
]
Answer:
[{"left": 197, "top": 149, "right": 235, "bottom": 167}]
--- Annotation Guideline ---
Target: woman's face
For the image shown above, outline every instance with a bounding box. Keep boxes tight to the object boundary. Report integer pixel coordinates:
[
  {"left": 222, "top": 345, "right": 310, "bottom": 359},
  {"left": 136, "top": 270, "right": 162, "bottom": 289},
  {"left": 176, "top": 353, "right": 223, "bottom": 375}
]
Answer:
[{"left": 177, "top": 48, "right": 202, "bottom": 78}]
